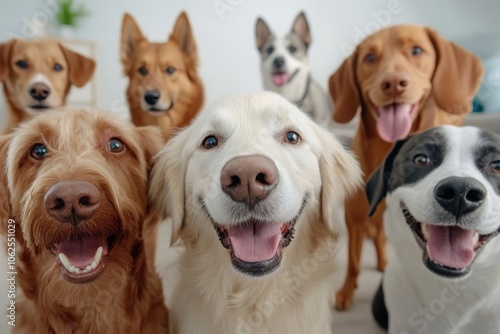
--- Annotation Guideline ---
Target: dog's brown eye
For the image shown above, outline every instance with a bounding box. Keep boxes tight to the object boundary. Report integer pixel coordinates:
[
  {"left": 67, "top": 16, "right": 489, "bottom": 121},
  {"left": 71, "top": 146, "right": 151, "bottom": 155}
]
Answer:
[
  {"left": 16, "top": 60, "right": 28, "bottom": 69},
  {"left": 490, "top": 161, "right": 500, "bottom": 174},
  {"left": 413, "top": 154, "right": 430, "bottom": 166},
  {"left": 108, "top": 138, "right": 124, "bottom": 153},
  {"left": 364, "top": 53, "right": 376, "bottom": 63},
  {"left": 288, "top": 45, "right": 297, "bottom": 53},
  {"left": 166, "top": 66, "right": 176, "bottom": 75},
  {"left": 53, "top": 63, "right": 63, "bottom": 71},
  {"left": 284, "top": 131, "right": 301, "bottom": 145},
  {"left": 266, "top": 46, "right": 274, "bottom": 55},
  {"left": 411, "top": 46, "right": 423, "bottom": 56},
  {"left": 138, "top": 66, "right": 148, "bottom": 76},
  {"left": 202, "top": 136, "right": 218, "bottom": 149},
  {"left": 31, "top": 143, "right": 48, "bottom": 160}
]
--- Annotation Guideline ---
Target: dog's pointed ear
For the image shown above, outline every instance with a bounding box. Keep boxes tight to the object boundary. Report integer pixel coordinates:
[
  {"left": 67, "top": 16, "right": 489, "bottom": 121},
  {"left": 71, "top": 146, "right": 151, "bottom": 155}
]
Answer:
[
  {"left": 426, "top": 28, "right": 484, "bottom": 115},
  {"left": 171, "top": 12, "right": 197, "bottom": 58},
  {"left": 317, "top": 127, "right": 362, "bottom": 238},
  {"left": 366, "top": 137, "right": 410, "bottom": 216},
  {"left": 0, "top": 134, "right": 13, "bottom": 234},
  {"left": 59, "top": 44, "right": 96, "bottom": 88},
  {"left": 255, "top": 17, "right": 271, "bottom": 51},
  {"left": 135, "top": 126, "right": 164, "bottom": 174},
  {"left": 121, "top": 13, "right": 146, "bottom": 67},
  {"left": 149, "top": 127, "right": 191, "bottom": 245},
  {"left": 329, "top": 52, "right": 360, "bottom": 123},
  {"left": 291, "top": 11, "right": 311, "bottom": 48},
  {"left": 0, "top": 40, "right": 15, "bottom": 82}
]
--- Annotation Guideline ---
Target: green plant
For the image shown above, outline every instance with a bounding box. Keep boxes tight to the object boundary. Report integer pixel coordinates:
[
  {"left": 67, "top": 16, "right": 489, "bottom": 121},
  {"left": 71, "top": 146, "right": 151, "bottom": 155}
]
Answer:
[{"left": 56, "top": 0, "right": 89, "bottom": 27}]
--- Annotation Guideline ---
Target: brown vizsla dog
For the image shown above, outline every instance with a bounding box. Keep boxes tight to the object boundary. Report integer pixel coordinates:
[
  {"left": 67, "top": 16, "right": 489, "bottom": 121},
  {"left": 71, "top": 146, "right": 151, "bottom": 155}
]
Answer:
[{"left": 329, "top": 25, "right": 484, "bottom": 310}]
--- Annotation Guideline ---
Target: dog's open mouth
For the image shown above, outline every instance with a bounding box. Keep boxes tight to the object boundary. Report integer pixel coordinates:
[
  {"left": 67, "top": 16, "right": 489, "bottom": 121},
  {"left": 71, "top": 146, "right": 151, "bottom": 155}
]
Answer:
[
  {"left": 373, "top": 101, "right": 419, "bottom": 143},
  {"left": 272, "top": 69, "right": 299, "bottom": 87},
  {"left": 402, "top": 203, "right": 498, "bottom": 278},
  {"left": 213, "top": 219, "right": 295, "bottom": 277},
  {"left": 50, "top": 235, "right": 117, "bottom": 283}
]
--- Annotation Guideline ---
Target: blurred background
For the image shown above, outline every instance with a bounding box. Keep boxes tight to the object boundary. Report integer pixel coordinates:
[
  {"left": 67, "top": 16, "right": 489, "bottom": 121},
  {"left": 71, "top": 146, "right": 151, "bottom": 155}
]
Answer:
[{"left": 1, "top": 0, "right": 500, "bottom": 127}]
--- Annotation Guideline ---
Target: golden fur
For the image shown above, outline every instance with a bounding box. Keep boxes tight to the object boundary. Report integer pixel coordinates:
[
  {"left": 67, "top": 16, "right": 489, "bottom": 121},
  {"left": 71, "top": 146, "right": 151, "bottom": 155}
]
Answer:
[
  {"left": 121, "top": 12, "right": 204, "bottom": 141},
  {"left": 0, "top": 109, "right": 168, "bottom": 333},
  {"left": 328, "top": 25, "right": 484, "bottom": 310},
  {"left": 0, "top": 39, "right": 95, "bottom": 134},
  {"left": 149, "top": 93, "right": 362, "bottom": 333}
]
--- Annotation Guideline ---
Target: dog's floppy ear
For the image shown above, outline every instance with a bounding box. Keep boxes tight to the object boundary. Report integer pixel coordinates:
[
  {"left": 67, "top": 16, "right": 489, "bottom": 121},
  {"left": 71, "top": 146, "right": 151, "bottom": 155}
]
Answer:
[
  {"left": 366, "top": 137, "right": 410, "bottom": 216},
  {"left": 426, "top": 28, "right": 484, "bottom": 114},
  {"left": 0, "top": 40, "right": 15, "bottom": 82},
  {"left": 317, "top": 127, "right": 362, "bottom": 237},
  {"left": 135, "top": 126, "right": 164, "bottom": 174},
  {"left": 329, "top": 52, "right": 360, "bottom": 123},
  {"left": 59, "top": 44, "right": 96, "bottom": 88},
  {"left": 255, "top": 17, "right": 271, "bottom": 51},
  {"left": 121, "top": 13, "right": 146, "bottom": 69},
  {"left": 291, "top": 12, "right": 311, "bottom": 48},
  {"left": 149, "top": 127, "right": 191, "bottom": 245},
  {"left": 0, "top": 134, "right": 13, "bottom": 234}
]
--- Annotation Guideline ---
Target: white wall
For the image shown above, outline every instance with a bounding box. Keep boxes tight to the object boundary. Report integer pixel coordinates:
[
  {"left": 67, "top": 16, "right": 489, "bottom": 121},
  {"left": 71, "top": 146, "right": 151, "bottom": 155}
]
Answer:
[{"left": 1, "top": 0, "right": 500, "bottom": 125}]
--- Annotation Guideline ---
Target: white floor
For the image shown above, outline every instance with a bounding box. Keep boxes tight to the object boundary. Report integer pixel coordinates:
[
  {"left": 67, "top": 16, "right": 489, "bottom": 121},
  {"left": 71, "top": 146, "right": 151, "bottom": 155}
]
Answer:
[{"left": 0, "top": 229, "right": 386, "bottom": 333}]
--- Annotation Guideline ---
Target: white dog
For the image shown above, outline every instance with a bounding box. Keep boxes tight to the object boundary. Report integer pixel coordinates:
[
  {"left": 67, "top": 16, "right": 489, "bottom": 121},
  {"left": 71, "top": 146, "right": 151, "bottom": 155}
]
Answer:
[
  {"left": 150, "top": 92, "right": 361, "bottom": 334},
  {"left": 255, "top": 13, "right": 333, "bottom": 128},
  {"left": 367, "top": 126, "right": 500, "bottom": 333}
]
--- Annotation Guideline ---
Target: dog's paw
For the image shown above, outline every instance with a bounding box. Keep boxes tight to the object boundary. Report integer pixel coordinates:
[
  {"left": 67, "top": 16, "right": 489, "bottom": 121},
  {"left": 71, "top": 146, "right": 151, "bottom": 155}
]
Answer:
[{"left": 334, "top": 288, "right": 354, "bottom": 310}]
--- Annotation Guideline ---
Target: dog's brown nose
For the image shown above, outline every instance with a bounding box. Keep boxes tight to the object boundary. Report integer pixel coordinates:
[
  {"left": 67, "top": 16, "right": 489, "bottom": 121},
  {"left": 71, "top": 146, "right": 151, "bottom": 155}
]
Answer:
[
  {"left": 44, "top": 180, "right": 101, "bottom": 224},
  {"left": 221, "top": 155, "right": 278, "bottom": 207},
  {"left": 29, "top": 83, "right": 51, "bottom": 101},
  {"left": 380, "top": 72, "right": 411, "bottom": 96}
]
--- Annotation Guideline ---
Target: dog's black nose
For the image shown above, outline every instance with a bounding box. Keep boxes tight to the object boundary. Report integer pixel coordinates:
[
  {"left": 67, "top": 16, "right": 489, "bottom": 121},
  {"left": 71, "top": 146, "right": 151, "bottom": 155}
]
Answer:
[
  {"left": 44, "top": 180, "right": 101, "bottom": 224},
  {"left": 434, "top": 176, "right": 486, "bottom": 218},
  {"left": 221, "top": 155, "right": 278, "bottom": 207},
  {"left": 273, "top": 57, "right": 285, "bottom": 70},
  {"left": 29, "top": 83, "right": 51, "bottom": 101},
  {"left": 144, "top": 90, "right": 160, "bottom": 105}
]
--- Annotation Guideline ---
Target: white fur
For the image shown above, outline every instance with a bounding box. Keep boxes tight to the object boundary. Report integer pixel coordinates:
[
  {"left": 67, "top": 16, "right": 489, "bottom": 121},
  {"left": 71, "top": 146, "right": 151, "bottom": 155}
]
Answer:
[
  {"left": 383, "top": 126, "right": 500, "bottom": 333},
  {"left": 150, "top": 92, "right": 362, "bottom": 334}
]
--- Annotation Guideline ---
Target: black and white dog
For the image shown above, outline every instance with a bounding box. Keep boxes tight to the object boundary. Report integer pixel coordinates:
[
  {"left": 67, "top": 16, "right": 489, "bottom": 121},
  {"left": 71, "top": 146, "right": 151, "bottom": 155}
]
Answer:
[
  {"left": 255, "top": 12, "right": 332, "bottom": 127},
  {"left": 367, "top": 125, "right": 500, "bottom": 333}
]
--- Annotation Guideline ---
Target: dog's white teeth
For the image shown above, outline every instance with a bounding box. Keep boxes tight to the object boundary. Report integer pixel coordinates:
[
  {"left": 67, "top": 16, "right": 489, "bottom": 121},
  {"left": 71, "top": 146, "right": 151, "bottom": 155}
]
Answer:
[
  {"left": 472, "top": 232, "right": 479, "bottom": 245},
  {"left": 91, "top": 261, "right": 97, "bottom": 269},
  {"left": 426, "top": 245, "right": 433, "bottom": 260},
  {"left": 422, "top": 224, "right": 429, "bottom": 239},
  {"left": 58, "top": 253, "right": 72, "bottom": 271},
  {"left": 94, "top": 247, "right": 103, "bottom": 264}
]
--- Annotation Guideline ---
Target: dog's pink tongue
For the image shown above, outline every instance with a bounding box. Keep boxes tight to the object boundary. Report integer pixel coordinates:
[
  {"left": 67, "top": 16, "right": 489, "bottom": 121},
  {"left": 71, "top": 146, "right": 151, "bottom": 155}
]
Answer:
[
  {"left": 426, "top": 226, "right": 475, "bottom": 269},
  {"left": 376, "top": 103, "right": 413, "bottom": 142},
  {"left": 272, "top": 73, "right": 289, "bottom": 86},
  {"left": 228, "top": 222, "right": 281, "bottom": 263},
  {"left": 57, "top": 237, "right": 108, "bottom": 268}
]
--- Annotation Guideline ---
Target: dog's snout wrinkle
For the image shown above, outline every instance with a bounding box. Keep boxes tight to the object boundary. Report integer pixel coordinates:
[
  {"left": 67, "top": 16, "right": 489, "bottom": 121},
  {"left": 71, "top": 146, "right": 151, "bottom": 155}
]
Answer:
[
  {"left": 434, "top": 176, "right": 487, "bottom": 218},
  {"left": 221, "top": 155, "right": 278, "bottom": 207},
  {"left": 380, "top": 72, "right": 411, "bottom": 97},
  {"left": 44, "top": 180, "right": 101, "bottom": 224},
  {"left": 29, "top": 82, "right": 51, "bottom": 101}
]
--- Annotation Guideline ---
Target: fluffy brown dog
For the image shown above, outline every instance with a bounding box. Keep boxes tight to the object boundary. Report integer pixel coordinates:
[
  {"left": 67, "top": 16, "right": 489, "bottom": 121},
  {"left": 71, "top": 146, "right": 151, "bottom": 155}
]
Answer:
[
  {"left": 328, "top": 25, "right": 484, "bottom": 310},
  {"left": 0, "top": 109, "right": 168, "bottom": 333},
  {"left": 0, "top": 39, "right": 96, "bottom": 134},
  {"left": 121, "top": 12, "right": 204, "bottom": 140}
]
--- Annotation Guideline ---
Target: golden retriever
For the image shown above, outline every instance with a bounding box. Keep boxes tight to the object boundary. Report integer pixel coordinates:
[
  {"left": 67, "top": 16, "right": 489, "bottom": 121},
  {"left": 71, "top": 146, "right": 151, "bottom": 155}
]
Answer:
[
  {"left": 121, "top": 12, "right": 204, "bottom": 140},
  {"left": 0, "top": 109, "right": 168, "bottom": 333},
  {"left": 149, "top": 92, "right": 362, "bottom": 333},
  {"left": 328, "top": 25, "right": 484, "bottom": 310},
  {"left": 0, "top": 39, "right": 96, "bottom": 134}
]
